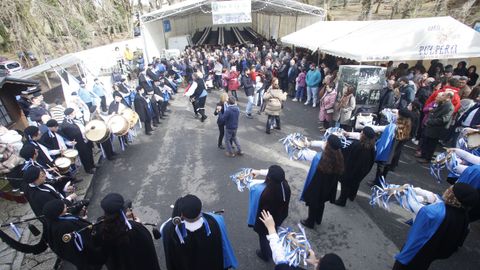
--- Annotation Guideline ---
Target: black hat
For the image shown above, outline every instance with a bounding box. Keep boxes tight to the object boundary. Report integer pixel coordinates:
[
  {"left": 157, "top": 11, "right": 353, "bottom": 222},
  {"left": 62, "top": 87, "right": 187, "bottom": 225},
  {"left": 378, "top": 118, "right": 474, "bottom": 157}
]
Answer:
[
  {"left": 398, "top": 108, "right": 412, "bottom": 119},
  {"left": 180, "top": 194, "right": 202, "bottom": 219},
  {"left": 46, "top": 119, "right": 59, "bottom": 127},
  {"left": 32, "top": 92, "right": 42, "bottom": 98},
  {"left": 453, "top": 183, "right": 479, "bottom": 208},
  {"left": 64, "top": 108, "right": 74, "bottom": 116},
  {"left": 24, "top": 126, "right": 40, "bottom": 138},
  {"left": 113, "top": 91, "right": 123, "bottom": 98},
  {"left": 136, "top": 86, "right": 143, "bottom": 92},
  {"left": 327, "top": 135, "right": 342, "bottom": 150},
  {"left": 318, "top": 253, "right": 346, "bottom": 270},
  {"left": 101, "top": 193, "right": 126, "bottom": 215},
  {"left": 23, "top": 166, "right": 41, "bottom": 183},
  {"left": 42, "top": 199, "right": 65, "bottom": 219},
  {"left": 79, "top": 81, "right": 86, "bottom": 85},
  {"left": 19, "top": 144, "right": 36, "bottom": 160},
  {"left": 266, "top": 165, "right": 285, "bottom": 183},
  {"left": 362, "top": 126, "right": 376, "bottom": 139}
]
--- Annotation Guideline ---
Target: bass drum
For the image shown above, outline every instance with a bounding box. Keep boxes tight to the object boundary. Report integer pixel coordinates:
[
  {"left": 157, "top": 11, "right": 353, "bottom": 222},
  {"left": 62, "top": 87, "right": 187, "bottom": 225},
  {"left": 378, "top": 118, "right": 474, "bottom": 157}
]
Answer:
[
  {"left": 54, "top": 157, "right": 71, "bottom": 174},
  {"left": 85, "top": 120, "right": 110, "bottom": 143},
  {"left": 108, "top": 115, "right": 129, "bottom": 136},
  {"left": 120, "top": 108, "right": 140, "bottom": 129},
  {"left": 63, "top": 149, "right": 78, "bottom": 163}
]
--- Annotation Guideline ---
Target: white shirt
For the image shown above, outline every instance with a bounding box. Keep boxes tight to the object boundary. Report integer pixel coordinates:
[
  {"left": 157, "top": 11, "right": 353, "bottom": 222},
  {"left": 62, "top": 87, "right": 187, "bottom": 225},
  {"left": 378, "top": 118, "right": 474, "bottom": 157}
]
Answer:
[{"left": 266, "top": 233, "right": 287, "bottom": 265}]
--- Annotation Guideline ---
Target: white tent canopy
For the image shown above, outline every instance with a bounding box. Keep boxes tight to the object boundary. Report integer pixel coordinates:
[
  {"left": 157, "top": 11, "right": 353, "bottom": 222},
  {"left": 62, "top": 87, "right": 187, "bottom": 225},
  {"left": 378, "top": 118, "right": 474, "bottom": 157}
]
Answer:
[{"left": 281, "top": 16, "right": 480, "bottom": 62}]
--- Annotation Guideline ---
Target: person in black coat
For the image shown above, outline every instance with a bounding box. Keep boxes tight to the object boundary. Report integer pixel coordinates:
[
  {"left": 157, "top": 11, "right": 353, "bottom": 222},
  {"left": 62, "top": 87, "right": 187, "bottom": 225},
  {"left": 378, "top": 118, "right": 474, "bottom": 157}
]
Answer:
[
  {"left": 92, "top": 193, "right": 161, "bottom": 270},
  {"left": 60, "top": 108, "right": 96, "bottom": 174},
  {"left": 418, "top": 92, "right": 454, "bottom": 163},
  {"left": 22, "top": 166, "right": 75, "bottom": 217},
  {"left": 301, "top": 135, "right": 344, "bottom": 229},
  {"left": 134, "top": 86, "right": 154, "bottom": 135},
  {"left": 42, "top": 199, "right": 104, "bottom": 270},
  {"left": 23, "top": 125, "right": 55, "bottom": 168},
  {"left": 378, "top": 79, "right": 396, "bottom": 115},
  {"left": 335, "top": 127, "right": 376, "bottom": 207},
  {"left": 242, "top": 70, "right": 255, "bottom": 118},
  {"left": 146, "top": 63, "right": 160, "bottom": 81},
  {"left": 138, "top": 69, "right": 154, "bottom": 93},
  {"left": 250, "top": 165, "right": 291, "bottom": 262},
  {"left": 186, "top": 72, "right": 208, "bottom": 122},
  {"left": 214, "top": 93, "right": 229, "bottom": 149},
  {"left": 40, "top": 119, "right": 75, "bottom": 160}
]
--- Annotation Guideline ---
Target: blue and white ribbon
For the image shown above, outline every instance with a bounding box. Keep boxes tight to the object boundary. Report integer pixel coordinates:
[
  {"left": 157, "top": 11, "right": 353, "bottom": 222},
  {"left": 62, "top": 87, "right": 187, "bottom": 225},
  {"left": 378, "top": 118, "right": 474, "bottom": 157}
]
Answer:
[
  {"left": 277, "top": 224, "right": 311, "bottom": 267},
  {"left": 430, "top": 152, "right": 460, "bottom": 183},
  {"left": 9, "top": 223, "right": 21, "bottom": 240},
  {"left": 369, "top": 178, "right": 419, "bottom": 213},
  {"left": 229, "top": 168, "right": 254, "bottom": 192},
  {"left": 279, "top": 133, "right": 309, "bottom": 160},
  {"left": 381, "top": 109, "right": 397, "bottom": 123},
  {"left": 323, "top": 127, "right": 351, "bottom": 148}
]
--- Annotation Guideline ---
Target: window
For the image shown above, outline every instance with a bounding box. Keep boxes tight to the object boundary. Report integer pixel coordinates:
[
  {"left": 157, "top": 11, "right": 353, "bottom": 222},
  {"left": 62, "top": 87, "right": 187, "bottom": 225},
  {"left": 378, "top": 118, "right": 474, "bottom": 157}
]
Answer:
[
  {"left": 0, "top": 98, "right": 12, "bottom": 126},
  {"left": 6, "top": 62, "right": 20, "bottom": 69}
]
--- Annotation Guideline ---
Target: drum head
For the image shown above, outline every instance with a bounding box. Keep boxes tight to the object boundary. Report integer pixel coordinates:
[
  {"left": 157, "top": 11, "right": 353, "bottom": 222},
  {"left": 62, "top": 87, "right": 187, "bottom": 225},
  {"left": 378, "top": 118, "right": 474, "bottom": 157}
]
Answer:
[
  {"left": 108, "top": 115, "right": 129, "bottom": 134},
  {"left": 63, "top": 149, "right": 78, "bottom": 158},
  {"left": 54, "top": 157, "right": 71, "bottom": 168},
  {"left": 85, "top": 120, "right": 109, "bottom": 142}
]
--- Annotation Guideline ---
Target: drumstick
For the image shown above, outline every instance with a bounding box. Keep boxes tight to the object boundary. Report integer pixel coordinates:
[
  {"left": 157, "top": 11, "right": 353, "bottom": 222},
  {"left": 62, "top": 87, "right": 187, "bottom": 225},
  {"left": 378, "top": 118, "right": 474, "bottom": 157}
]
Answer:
[{"left": 46, "top": 163, "right": 63, "bottom": 178}]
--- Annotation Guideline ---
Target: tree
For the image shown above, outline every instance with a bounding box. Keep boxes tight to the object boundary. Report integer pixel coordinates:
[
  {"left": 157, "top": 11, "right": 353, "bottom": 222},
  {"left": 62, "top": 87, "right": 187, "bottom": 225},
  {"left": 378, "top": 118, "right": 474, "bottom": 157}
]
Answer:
[{"left": 359, "top": 0, "right": 373, "bottom": 20}]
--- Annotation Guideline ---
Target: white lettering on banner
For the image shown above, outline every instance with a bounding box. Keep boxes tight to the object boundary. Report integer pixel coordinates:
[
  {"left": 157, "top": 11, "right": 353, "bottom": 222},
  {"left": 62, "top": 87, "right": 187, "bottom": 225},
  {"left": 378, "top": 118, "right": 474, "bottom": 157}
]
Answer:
[{"left": 418, "top": 44, "right": 458, "bottom": 57}]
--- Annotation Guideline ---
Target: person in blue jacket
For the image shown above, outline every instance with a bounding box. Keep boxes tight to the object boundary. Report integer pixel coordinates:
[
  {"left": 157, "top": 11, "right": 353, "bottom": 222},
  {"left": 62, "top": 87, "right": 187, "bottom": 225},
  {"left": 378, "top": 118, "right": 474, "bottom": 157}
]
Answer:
[{"left": 305, "top": 64, "right": 322, "bottom": 108}]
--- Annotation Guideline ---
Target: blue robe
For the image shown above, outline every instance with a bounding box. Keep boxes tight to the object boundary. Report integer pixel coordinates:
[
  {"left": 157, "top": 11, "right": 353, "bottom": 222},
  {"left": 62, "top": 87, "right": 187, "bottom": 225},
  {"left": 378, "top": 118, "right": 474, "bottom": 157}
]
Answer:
[
  {"left": 300, "top": 152, "right": 322, "bottom": 202},
  {"left": 457, "top": 164, "right": 480, "bottom": 188},
  {"left": 395, "top": 202, "right": 446, "bottom": 264},
  {"left": 375, "top": 123, "right": 396, "bottom": 162},
  {"left": 205, "top": 213, "right": 239, "bottom": 269},
  {"left": 247, "top": 183, "right": 266, "bottom": 226}
]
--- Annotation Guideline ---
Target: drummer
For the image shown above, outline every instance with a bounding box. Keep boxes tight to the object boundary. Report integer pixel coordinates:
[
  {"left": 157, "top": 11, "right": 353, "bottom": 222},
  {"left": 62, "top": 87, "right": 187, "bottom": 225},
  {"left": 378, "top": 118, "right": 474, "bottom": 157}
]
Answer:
[
  {"left": 108, "top": 91, "right": 131, "bottom": 147},
  {"left": 40, "top": 119, "right": 77, "bottom": 160},
  {"left": 60, "top": 108, "right": 96, "bottom": 174}
]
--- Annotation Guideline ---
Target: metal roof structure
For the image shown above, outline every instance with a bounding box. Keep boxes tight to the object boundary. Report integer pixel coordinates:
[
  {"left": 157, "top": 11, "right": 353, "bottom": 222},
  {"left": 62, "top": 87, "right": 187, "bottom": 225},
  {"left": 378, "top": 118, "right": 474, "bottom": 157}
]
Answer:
[{"left": 141, "top": 0, "right": 326, "bottom": 23}]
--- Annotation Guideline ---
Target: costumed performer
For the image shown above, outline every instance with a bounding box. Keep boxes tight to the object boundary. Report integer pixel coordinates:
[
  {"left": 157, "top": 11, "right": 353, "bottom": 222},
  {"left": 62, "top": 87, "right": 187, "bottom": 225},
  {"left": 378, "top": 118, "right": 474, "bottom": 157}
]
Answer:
[
  {"left": 300, "top": 135, "right": 344, "bottom": 229},
  {"left": 334, "top": 126, "right": 377, "bottom": 207},
  {"left": 92, "top": 193, "right": 161, "bottom": 270},
  {"left": 161, "top": 194, "right": 238, "bottom": 270},
  {"left": 393, "top": 183, "right": 478, "bottom": 270},
  {"left": 248, "top": 165, "right": 291, "bottom": 262}
]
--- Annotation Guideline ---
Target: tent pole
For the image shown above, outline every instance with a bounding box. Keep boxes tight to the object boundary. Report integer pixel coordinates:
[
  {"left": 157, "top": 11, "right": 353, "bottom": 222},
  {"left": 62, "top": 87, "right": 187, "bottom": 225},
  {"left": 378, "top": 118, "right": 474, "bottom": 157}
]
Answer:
[
  {"left": 43, "top": 72, "right": 52, "bottom": 89},
  {"left": 317, "top": 49, "right": 320, "bottom": 66}
]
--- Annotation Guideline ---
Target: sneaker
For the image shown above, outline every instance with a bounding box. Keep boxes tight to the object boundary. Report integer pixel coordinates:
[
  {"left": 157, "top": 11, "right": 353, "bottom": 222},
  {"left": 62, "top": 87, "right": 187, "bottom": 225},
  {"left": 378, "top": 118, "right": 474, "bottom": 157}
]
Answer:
[
  {"left": 312, "top": 104, "right": 317, "bottom": 108},
  {"left": 218, "top": 145, "right": 225, "bottom": 150},
  {"left": 236, "top": 151, "right": 243, "bottom": 156},
  {"left": 225, "top": 152, "right": 235, "bottom": 157},
  {"left": 304, "top": 101, "right": 309, "bottom": 105},
  {"left": 292, "top": 98, "right": 298, "bottom": 102},
  {"left": 246, "top": 114, "right": 253, "bottom": 119},
  {"left": 411, "top": 139, "right": 419, "bottom": 145}
]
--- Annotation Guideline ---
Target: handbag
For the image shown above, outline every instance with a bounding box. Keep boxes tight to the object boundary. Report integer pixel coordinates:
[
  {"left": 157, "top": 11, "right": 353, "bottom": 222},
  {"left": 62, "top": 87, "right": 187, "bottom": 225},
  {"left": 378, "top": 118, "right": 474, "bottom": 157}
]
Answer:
[{"left": 326, "top": 108, "right": 334, "bottom": 114}]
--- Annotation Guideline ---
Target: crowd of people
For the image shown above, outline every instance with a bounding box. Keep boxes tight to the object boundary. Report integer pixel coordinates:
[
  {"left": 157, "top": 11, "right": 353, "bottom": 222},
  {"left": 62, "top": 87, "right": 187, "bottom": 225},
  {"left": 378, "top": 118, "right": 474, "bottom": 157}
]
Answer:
[{"left": 0, "top": 37, "right": 479, "bottom": 270}]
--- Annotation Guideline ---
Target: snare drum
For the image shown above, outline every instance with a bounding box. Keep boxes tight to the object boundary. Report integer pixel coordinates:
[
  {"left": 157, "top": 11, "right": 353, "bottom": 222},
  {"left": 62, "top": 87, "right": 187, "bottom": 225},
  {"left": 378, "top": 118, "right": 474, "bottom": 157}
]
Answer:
[
  {"left": 120, "top": 108, "right": 140, "bottom": 129},
  {"left": 85, "top": 120, "right": 110, "bottom": 143},
  {"left": 54, "top": 157, "right": 72, "bottom": 174},
  {"left": 108, "top": 115, "right": 129, "bottom": 136},
  {"left": 63, "top": 149, "right": 78, "bottom": 163}
]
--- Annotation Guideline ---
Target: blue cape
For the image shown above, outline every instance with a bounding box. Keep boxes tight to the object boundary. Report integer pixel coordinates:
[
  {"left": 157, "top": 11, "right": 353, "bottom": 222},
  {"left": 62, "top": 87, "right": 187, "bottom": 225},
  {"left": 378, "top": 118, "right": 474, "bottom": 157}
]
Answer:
[
  {"left": 300, "top": 152, "right": 322, "bottom": 202},
  {"left": 205, "top": 213, "right": 239, "bottom": 269},
  {"left": 247, "top": 182, "right": 266, "bottom": 226},
  {"left": 395, "top": 202, "right": 446, "bottom": 264},
  {"left": 458, "top": 164, "right": 480, "bottom": 189},
  {"left": 375, "top": 123, "right": 396, "bottom": 162}
]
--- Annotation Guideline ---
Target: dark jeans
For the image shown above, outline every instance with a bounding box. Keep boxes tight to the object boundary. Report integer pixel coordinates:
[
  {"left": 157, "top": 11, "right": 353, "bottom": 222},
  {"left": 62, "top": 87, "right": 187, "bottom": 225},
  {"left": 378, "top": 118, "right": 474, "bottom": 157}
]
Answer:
[
  {"left": 306, "top": 203, "right": 325, "bottom": 225},
  {"left": 225, "top": 128, "right": 241, "bottom": 154},
  {"left": 421, "top": 136, "right": 439, "bottom": 161},
  {"left": 231, "top": 90, "right": 238, "bottom": 100},
  {"left": 266, "top": 115, "right": 280, "bottom": 132},
  {"left": 295, "top": 86, "right": 305, "bottom": 100},
  {"left": 218, "top": 124, "right": 225, "bottom": 147},
  {"left": 99, "top": 96, "right": 107, "bottom": 112},
  {"left": 257, "top": 232, "right": 272, "bottom": 260}
]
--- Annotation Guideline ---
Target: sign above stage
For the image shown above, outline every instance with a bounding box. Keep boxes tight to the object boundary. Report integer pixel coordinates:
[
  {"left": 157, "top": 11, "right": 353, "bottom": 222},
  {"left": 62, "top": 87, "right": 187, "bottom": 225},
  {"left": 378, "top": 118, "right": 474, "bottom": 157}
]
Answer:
[{"left": 211, "top": 0, "right": 252, "bottom": 25}]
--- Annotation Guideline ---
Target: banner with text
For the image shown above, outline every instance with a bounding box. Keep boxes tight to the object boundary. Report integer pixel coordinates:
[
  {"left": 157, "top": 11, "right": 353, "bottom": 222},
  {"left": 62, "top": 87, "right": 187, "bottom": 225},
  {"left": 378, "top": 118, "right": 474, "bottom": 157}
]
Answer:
[{"left": 211, "top": 0, "right": 251, "bottom": 25}]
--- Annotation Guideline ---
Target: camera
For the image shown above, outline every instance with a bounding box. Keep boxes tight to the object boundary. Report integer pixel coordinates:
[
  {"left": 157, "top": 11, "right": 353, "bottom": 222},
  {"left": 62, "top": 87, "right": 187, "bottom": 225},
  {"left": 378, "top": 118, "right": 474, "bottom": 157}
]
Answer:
[{"left": 68, "top": 199, "right": 90, "bottom": 215}]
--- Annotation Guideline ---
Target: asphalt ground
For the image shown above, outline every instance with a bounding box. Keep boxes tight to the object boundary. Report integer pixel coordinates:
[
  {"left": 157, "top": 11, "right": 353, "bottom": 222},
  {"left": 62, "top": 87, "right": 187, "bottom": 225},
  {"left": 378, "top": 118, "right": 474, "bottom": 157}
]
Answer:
[{"left": 65, "top": 89, "right": 480, "bottom": 270}]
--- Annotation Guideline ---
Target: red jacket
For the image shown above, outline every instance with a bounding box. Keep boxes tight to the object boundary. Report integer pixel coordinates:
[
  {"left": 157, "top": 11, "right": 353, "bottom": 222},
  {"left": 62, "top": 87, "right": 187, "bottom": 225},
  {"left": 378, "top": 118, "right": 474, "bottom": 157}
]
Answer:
[
  {"left": 227, "top": 71, "right": 240, "bottom": 91},
  {"left": 424, "top": 86, "right": 461, "bottom": 113}
]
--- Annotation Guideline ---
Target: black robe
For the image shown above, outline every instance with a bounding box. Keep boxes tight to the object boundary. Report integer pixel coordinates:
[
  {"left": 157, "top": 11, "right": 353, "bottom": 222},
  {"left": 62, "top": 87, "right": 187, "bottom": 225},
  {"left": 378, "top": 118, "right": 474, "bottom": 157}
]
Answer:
[
  {"left": 24, "top": 141, "right": 54, "bottom": 168},
  {"left": 23, "top": 183, "right": 70, "bottom": 217},
  {"left": 92, "top": 220, "right": 161, "bottom": 270},
  {"left": 134, "top": 95, "right": 152, "bottom": 123},
  {"left": 59, "top": 120, "right": 95, "bottom": 171},
  {"left": 162, "top": 215, "right": 224, "bottom": 270},
  {"left": 253, "top": 181, "right": 291, "bottom": 235},
  {"left": 303, "top": 170, "right": 341, "bottom": 208},
  {"left": 340, "top": 140, "right": 375, "bottom": 200},
  {"left": 44, "top": 216, "right": 104, "bottom": 270},
  {"left": 40, "top": 132, "right": 63, "bottom": 159},
  {"left": 394, "top": 205, "right": 469, "bottom": 270}
]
